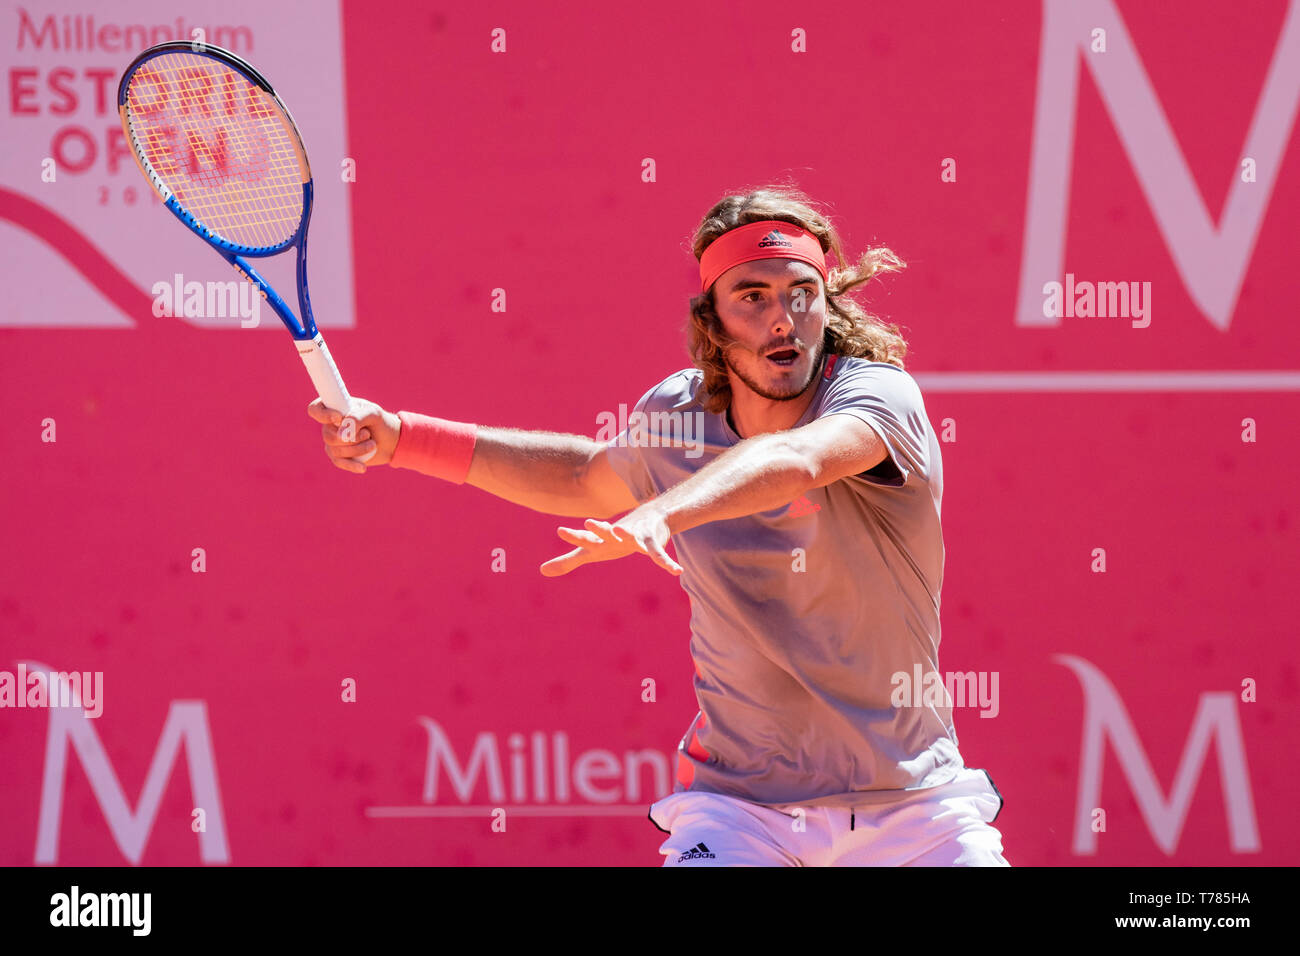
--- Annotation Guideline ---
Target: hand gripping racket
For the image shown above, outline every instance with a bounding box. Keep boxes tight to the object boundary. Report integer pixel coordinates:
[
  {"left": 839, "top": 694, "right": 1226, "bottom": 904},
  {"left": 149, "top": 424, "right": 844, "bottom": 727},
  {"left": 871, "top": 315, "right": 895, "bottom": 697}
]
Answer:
[{"left": 118, "top": 41, "right": 372, "bottom": 456}]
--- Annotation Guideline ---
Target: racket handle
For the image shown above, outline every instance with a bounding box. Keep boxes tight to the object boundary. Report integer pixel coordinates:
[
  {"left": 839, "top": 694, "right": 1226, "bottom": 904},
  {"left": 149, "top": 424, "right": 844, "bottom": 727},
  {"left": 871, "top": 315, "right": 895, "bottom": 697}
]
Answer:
[{"left": 296, "top": 334, "right": 377, "bottom": 463}]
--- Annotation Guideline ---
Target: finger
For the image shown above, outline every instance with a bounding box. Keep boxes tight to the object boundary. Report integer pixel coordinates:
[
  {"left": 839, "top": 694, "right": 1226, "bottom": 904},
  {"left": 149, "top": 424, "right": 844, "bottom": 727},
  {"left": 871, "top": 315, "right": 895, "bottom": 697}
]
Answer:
[
  {"left": 645, "top": 538, "right": 684, "bottom": 576},
  {"left": 557, "top": 526, "right": 604, "bottom": 546},
  {"left": 336, "top": 417, "right": 367, "bottom": 443},
  {"left": 584, "top": 519, "right": 624, "bottom": 543},
  {"left": 322, "top": 424, "right": 367, "bottom": 447},
  {"left": 356, "top": 447, "right": 378, "bottom": 464},
  {"left": 338, "top": 429, "right": 374, "bottom": 450},
  {"left": 324, "top": 444, "right": 362, "bottom": 472},
  {"left": 539, "top": 547, "right": 589, "bottom": 577},
  {"left": 308, "top": 400, "right": 345, "bottom": 425},
  {"left": 330, "top": 452, "right": 366, "bottom": 475},
  {"left": 335, "top": 439, "right": 377, "bottom": 460},
  {"left": 611, "top": 524, "right": 647, "bottom": 553}
]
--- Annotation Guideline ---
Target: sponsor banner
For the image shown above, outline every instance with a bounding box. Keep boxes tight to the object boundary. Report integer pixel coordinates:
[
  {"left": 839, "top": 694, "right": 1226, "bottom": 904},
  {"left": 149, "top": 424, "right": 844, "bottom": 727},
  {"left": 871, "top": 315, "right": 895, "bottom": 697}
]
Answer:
[{"left": 0, "top": 0, "right": 354, "bottom": 329}]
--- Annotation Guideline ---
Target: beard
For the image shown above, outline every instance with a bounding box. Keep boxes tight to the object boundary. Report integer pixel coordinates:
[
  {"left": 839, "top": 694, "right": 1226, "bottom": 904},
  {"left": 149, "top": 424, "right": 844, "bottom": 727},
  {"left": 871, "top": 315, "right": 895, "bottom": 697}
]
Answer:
[{"left": 723, "top": 336, "right": 824, "bottom": 402}]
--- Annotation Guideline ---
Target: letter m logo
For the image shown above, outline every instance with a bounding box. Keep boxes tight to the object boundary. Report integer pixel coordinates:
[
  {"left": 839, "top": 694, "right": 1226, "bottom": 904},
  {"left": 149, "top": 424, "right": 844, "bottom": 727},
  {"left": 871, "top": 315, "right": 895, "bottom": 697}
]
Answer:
[
  {"left": 30, "top": 662, "right": 230, "bottom": 864},
  {"left": 1056, "top": 655, "right": 1260, "bottom": 855},
  {"left": 1017, "top": 0, "right": 1300, "bottom": 330}
]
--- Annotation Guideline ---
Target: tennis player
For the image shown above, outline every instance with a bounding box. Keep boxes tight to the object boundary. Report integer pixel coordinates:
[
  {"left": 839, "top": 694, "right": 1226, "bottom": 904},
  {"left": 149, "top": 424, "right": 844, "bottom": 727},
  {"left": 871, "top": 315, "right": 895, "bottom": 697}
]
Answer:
[{"left": 308, "top": 187, "right": 1008, "bottom": 867}]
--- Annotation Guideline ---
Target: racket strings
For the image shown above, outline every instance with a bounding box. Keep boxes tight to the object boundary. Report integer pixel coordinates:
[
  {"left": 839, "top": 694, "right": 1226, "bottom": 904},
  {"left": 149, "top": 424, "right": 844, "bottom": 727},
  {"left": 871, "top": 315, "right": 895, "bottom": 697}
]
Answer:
[{"left": 125, "top": 51, "right": 304, "bottom": 250}]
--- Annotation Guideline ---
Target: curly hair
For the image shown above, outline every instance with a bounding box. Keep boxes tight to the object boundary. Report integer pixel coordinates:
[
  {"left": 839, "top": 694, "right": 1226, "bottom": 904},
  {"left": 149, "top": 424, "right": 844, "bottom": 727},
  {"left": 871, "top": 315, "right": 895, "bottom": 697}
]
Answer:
[{"left": 686, "top": 186, "right": 908, "bottom": 414}]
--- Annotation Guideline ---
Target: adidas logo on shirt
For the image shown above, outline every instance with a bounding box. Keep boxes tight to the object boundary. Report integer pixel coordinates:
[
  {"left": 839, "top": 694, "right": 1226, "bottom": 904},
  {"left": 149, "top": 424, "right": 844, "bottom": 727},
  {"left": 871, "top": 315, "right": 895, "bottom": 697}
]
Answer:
[{"left": 676, "top": 842, "right": 717, "bottom": 863}]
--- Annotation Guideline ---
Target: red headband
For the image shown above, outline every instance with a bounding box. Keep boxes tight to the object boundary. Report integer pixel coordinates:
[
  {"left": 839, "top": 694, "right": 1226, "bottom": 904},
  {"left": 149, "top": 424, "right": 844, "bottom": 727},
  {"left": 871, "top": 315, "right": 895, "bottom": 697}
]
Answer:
[{"left": 698, "top": 220, "right": 828, "bottom": 293}]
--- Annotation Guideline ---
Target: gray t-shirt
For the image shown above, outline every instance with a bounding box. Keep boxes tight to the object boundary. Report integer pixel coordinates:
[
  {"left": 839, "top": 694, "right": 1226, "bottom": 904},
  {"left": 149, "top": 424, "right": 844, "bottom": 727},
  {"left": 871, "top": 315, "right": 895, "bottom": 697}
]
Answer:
[{"left": 604, "top": 353, "right": 964, "bottom": 809}]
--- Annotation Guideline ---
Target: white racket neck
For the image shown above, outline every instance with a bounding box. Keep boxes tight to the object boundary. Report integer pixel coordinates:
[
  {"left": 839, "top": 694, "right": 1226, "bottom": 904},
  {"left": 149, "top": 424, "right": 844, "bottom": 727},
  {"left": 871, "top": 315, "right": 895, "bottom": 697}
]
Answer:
[{"left": 296, "top": 334, "right": 352, "bottom": 416}]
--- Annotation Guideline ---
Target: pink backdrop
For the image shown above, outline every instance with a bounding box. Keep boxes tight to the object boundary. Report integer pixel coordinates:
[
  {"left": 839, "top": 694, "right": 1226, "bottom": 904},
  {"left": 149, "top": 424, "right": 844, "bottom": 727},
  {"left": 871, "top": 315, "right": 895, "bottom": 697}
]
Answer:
[{"left": 2, "top": 0, "right": 1297, "bottom": 865}]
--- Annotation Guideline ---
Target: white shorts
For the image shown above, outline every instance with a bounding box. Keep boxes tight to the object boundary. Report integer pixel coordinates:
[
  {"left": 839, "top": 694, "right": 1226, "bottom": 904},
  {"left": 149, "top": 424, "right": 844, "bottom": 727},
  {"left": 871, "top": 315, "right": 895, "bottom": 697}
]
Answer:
[{"left": 649, "top": 767, "right": 1008, "bottom": 867}]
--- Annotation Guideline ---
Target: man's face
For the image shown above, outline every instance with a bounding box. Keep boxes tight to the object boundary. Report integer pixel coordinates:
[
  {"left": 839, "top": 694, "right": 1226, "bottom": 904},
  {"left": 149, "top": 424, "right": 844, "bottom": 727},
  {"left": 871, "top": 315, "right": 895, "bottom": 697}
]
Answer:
[{"left": 712, "top": 258, "right": 828, "bottom": 403}]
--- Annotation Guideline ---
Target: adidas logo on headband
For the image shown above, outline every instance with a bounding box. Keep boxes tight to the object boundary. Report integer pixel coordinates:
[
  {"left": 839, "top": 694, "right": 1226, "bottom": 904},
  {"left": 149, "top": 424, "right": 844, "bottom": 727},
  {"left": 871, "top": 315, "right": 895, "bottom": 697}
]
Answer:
[{"left": 698, "top": 220, "right": 828, "bottom": 292}]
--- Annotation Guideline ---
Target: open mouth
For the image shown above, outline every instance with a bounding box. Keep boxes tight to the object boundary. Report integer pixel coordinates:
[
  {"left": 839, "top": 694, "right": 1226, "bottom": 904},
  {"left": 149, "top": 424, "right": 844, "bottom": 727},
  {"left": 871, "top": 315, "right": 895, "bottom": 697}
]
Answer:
[{"left": 765, "top": 348, "right": 799, "bottom": 367}]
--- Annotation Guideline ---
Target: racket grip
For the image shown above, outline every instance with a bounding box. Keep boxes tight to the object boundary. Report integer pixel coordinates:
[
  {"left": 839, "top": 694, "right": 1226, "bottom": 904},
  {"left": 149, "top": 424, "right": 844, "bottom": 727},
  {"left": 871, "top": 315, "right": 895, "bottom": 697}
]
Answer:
[{"left": 296, "top": 334, "right": 377, "bottom": 463}]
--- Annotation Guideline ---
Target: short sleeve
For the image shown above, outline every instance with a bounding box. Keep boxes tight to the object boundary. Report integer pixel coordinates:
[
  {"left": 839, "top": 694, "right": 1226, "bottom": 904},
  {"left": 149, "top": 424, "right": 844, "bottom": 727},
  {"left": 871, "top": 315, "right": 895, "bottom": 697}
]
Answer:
[
  {"left": 818, "top": 362, "right": 932, "bottom": 485},
  {"left": 600, "top": 382, "right": 660, "bottom": 504}
]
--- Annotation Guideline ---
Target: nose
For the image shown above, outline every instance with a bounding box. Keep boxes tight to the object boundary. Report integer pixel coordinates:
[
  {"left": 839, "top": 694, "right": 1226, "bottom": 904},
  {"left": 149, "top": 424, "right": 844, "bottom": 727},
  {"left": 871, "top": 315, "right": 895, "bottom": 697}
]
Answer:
[{"left": 768, "top": 293, "right": 802, "bottom": 335}]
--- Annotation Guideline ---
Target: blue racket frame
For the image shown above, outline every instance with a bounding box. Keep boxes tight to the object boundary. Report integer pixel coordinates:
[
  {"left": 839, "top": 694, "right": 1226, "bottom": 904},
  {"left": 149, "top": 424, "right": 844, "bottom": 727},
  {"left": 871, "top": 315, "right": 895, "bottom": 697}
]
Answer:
[{"left": 118, "top": 41, "right": 321, "bottom": 341}]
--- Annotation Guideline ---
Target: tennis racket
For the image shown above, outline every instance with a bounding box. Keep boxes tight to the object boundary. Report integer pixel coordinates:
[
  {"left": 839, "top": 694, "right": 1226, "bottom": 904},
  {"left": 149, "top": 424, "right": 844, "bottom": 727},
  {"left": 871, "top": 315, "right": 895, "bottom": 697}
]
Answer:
[{"left": 118, "top": 40, "right": 372, "bottom": 456}]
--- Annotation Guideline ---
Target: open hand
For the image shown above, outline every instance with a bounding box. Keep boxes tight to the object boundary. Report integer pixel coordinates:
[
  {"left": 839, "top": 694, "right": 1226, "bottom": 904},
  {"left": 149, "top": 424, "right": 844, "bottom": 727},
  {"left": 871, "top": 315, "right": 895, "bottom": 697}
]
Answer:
[{"left": 540, "top": 506, "right": 683, "bottom": 577}]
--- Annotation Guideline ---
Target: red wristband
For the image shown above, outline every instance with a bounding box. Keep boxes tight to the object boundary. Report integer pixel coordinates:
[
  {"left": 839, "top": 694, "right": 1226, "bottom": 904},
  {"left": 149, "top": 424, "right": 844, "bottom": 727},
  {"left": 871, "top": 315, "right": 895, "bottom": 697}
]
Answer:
[{"left": 389, "top": 411, "right": 478, "bottom": 484}]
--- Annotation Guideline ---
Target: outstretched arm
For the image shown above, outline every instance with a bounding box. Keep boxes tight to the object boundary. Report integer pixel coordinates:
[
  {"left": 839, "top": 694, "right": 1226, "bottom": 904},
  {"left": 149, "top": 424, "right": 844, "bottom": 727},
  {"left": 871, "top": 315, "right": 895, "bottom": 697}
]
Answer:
[
  {"left": 307, "top": 398, "right": 639, "bottom": 518},
  {"left": 463, "top": 427, "right": 639, "bottom": 518},
  {"left": 540, "top": 413, "right": 890, "bottom": 577}
]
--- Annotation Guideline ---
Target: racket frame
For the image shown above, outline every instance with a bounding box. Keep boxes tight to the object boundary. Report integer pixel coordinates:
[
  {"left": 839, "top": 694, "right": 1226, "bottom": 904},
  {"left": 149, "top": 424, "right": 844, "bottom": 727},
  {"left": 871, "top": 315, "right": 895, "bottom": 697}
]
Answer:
[{"left": 118, "top": 41, "right": 355, "bottom": 419}]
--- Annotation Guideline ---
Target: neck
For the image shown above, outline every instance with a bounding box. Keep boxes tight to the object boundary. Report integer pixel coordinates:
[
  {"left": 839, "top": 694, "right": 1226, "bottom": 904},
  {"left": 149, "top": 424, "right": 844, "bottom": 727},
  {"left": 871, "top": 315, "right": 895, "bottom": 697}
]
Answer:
[{"left": 726, "top": 358, "right": 824, "bottom": 439}]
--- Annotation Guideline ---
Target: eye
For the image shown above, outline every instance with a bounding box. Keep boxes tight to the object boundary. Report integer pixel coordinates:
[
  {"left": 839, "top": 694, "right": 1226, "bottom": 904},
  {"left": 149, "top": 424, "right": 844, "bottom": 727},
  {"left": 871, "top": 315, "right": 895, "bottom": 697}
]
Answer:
[{"left": 742, "top": 292, "right": 763, "bottom": 302}]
